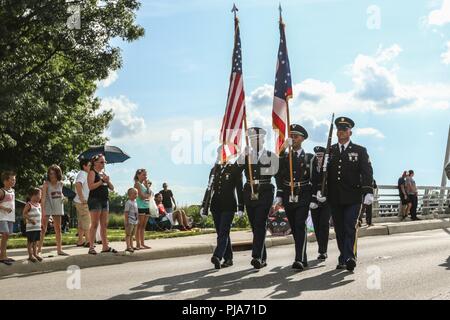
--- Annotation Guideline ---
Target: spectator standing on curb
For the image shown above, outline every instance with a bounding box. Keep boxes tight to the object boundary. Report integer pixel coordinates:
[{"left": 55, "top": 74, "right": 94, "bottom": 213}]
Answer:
[
  {"left": 0, "top": 171, "right": 16, "bottom": 266},
  {"left": 23, "top": 188, "right": 43, "bottom": 262},
  {"left": 124, "top": 188, "right": 139, "bottom": 253},
  {"left": 134, "top": 169, "right": 152, "bottom": 250},
  {"left": 87, "top": 154, "right": 117, "bottom": 254},
  {"left": 74, "top": 159, "right": 91, "bottom": 247},
  {"left": 39, "top": 165, "right": 68, "bottom": 256}
]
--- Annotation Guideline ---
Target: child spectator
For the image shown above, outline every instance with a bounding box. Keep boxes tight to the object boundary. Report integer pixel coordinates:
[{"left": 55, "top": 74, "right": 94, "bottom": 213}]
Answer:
[
  {"left": 39, "top": 164, "right": 68, "bottom": 256},
  {"left": 124, "top": 188, "right": 139, "bottom": 253},
  {"left": 23, "top": 188, "right": 43, "bottom": 262},
  {"left": 0, "top": 171, "right": 16, "bottom": 266}
]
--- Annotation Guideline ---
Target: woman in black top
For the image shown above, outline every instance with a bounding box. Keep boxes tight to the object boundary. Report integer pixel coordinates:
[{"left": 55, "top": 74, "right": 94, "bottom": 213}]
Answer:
[{"left": 87, "top": 154, "right": 116, "bottom": 254}]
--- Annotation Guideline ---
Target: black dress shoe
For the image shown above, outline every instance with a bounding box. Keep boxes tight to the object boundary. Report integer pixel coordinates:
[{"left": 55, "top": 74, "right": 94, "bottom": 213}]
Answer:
[
  {"left": 211, "top": 256, "right": 221, "bottom": 269},
  {"left": 221, "top": 260, "right": 233, "bottom": 268},
  {"left": 261, "top": 261, "right": 267, "bottom": 268},
  {"left": 336, "top": 264, "right": 346, "bottom": 270},
  {"left": 346, "top": 258, "right": 356, "bottom": 272},
  {"left": 318, "top": 253, "right": 328, "bottom": 260},
  {"left": 251, "top": 258, "right": 263, "bottom": 269},
  {"left": 292, "top": 261, "right": 304, "bottom": 271}
]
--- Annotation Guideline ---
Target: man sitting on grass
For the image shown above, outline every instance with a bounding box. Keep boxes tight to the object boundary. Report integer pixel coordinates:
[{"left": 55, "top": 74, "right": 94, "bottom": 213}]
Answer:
[{"left": 154, "top": 193, "right": 191, "bottom": 231}]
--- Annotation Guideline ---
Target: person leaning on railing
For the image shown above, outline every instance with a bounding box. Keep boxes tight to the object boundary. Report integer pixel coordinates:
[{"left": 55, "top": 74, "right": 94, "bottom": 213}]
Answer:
[{"left": 405, "top": 170, "right": 420, "bottom": 221}]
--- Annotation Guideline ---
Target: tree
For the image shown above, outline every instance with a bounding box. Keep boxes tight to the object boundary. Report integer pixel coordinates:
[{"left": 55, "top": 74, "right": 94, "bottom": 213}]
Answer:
[{"left": 0, "top": 0, "right": 145, "bottom": 195}]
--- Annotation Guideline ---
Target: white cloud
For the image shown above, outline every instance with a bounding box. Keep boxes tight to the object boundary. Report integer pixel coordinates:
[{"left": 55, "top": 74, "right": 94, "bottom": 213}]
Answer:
[
  {"left": 375, "top": 44, "right": 403, "bottom": 63},
  {"left": 441, "top": 41, "right": 450, "bottom": 65},
  {"left": 99, "top": 96, "right": 146, "bottom": 139},
  {"left": 97, "top": 70, "right": 119, "bottom": 88},
  {"left": 354, "top": 128, "right": 385, "bottom": 139},
  {"left": 244, "top": 43, "right": 450, "bottom": 136},
  {"left": 427, "top": 0, "right": 450, "bottom": 26}
]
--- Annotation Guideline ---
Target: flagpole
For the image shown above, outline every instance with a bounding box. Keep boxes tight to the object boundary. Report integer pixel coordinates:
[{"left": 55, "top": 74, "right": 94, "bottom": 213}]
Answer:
[
  {"left": 286, "top": 100, "right": 295, "bottom": 201},
  {"left": 279, "top": 4, "right": 296, "bottom": 201},
  {"left": 232, "top": 3, "right": 257, "bottom": 199},
  {"left": 243, "top": 113, "right": 257, "bottom": 199}
]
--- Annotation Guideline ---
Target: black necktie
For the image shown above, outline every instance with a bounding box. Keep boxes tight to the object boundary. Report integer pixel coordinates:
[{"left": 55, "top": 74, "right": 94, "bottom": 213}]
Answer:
[{"left": 341, "top": 145, "right": 345, "bottom": 153}]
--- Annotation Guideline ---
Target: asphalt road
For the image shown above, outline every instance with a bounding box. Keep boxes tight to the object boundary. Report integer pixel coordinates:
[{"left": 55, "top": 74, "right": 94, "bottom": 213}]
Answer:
[{"left": 1, "top": 229, "right": 449, "bottom": 300}]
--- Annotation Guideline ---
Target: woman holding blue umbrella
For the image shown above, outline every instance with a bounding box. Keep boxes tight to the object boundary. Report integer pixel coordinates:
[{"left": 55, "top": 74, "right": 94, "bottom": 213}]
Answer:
[{"left": 87, "top": 154, "right": 117, "bottom": 254}]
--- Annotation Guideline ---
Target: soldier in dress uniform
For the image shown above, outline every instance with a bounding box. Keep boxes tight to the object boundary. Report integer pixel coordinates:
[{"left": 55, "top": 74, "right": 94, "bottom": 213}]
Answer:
[
  {"left": 309, "top": 146, "right": 331, "bottom": 261},
  {"left": 274, "top": 124, "right": 315, "bottom": 271},
  {"left": 237, "top": 127, "right": 278, "bottom": 269},
  {"left": 325, "top": 116, "right": 374, "bottom": 272},
  {"left": 201, "top": 147, "right": 244, "bottom": 269}
]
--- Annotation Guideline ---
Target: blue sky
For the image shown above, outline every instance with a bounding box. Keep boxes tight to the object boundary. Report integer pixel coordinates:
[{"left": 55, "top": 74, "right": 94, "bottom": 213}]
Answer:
[{"left": 95, "top": 0, "right": 450, "bottom": 205}]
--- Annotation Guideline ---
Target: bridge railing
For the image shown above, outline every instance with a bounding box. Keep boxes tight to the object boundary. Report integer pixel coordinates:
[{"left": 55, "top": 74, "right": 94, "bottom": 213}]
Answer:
[{"left": 373, "top": 185, "right": 450, "bottom": 217}]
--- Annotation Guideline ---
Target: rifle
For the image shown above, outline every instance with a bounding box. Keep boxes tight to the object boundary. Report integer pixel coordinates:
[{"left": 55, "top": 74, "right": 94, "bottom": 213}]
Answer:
[
  {"left": 200, "top": 164, "right": 218, "bottom": 215},
  {"left": 321, "top": 113, "right": 335, "bottom": 196}
]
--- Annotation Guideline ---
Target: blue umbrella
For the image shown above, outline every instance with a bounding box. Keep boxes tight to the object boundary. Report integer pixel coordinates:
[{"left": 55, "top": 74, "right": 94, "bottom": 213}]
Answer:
[{"left": 78, "top": 145, "right": 130, "bottom": 164}]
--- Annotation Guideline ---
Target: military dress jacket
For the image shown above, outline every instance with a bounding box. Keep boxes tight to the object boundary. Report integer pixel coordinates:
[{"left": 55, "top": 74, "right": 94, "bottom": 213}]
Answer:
[{"left": 326, "top": 141, "right": 374, "bottom": 206}]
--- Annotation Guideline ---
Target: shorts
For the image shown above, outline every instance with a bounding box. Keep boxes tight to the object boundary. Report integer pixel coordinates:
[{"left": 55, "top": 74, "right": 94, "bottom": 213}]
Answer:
[
  {"left": 138, "top": 208, "right": 150, "bottom": 216},
  {"left": 75, "top": 203, "right": 91, "bottom": 230},
  {"left": 400, "top": 195, "right": 411, "bottom": 205},
  {"left": 125, "top": 224, "right": 137, "bottom": 236},
  {"left": 26, "top": 230, "right": 41, "bottom": 242},
  {"left": 0, "top": 221, "right": 14, "bottom": 234},
  {"left": 88, "top": 198, "right": 109, "bottom": 212}
]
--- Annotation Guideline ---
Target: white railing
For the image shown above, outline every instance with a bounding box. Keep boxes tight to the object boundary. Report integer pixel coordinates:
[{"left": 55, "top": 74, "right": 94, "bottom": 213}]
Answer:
[{"left": 373, "top": 185, "right": 450, "bottom": 217}]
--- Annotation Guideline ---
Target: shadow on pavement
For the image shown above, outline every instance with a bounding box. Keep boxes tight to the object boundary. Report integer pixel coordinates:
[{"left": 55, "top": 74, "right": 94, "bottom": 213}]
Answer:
[
  {"left": 109, "top": 260, "right": 354, "bottom": 300},
  {"left": 439, "top": 256, "right": 450, "bottom": 270}
]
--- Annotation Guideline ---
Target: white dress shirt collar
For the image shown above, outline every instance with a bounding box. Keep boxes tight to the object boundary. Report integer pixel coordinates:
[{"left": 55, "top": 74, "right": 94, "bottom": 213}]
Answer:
[{"left": 339, "top": 141, "right": 351, "bottom": 152}]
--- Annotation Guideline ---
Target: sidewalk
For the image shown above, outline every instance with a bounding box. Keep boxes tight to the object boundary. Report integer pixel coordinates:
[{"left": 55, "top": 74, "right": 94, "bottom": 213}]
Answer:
[{"left": 1, "top": 217, "right": 449, "bottom": 277}]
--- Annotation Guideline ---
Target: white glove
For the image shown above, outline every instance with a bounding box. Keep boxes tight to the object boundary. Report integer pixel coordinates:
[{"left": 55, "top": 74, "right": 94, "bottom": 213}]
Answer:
[
  {"left": 309, "top": 202, "right": 319, "bottom": 210},
  {"left": 200, "top": 208, "right": 207, "bottom": 216},
  {"left": 286, "top": 138, "right": 293, "bottom": 147},
  {"left": 364, "top": 193, "right": 374, "bottom": 205},
  {"left": 235, "top": 211, "right": 244, "bottom": 218},
  {"left": 316, "top": 191, "right": 327, "bottom": 203},
  {"left": 273, "top": 197, "right": 283, "bottom": 206}
]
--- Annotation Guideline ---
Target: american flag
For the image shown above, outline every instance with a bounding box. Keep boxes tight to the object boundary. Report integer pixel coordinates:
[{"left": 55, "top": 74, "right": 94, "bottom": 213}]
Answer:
[
  {"left": 219, "top": 14, "right": 246, "bottom": 162},
  {"left": 272, "top": 16, "right": 293, "bottom": 154}
]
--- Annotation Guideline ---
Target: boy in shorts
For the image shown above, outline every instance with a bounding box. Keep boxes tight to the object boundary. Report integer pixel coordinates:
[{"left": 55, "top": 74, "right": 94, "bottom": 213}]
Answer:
[
  {"left": 0, "top": 171, "right": 16, "bottom": 265},
  {"left": 124, "top": 188, "right": 139, "bottom": 253}
]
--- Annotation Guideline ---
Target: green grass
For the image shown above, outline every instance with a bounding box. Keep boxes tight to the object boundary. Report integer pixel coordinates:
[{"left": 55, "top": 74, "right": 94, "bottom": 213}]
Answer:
[{"left": 5, "top": 227, "right": 250, "bottom": 249}]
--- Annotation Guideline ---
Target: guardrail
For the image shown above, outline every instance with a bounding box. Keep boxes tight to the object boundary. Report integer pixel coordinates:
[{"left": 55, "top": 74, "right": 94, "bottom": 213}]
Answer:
[{"left": 373, "top": 185, "right": 450, "bottom": 217}]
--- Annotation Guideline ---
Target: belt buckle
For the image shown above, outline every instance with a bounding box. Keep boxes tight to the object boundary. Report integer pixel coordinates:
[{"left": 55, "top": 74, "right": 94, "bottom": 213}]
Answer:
[
  {"left": 251, "top": 192, "right": 259, "bottom": 200},
  {"left": 250, "top": 182, "right": 259, "bottom": 200},
  {"left": 289, "top": 194, "right": 298, "bottom": 203}
]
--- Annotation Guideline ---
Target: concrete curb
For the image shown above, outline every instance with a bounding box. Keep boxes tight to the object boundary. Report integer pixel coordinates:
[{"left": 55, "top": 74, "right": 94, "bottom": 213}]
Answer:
[{"left": 1, "top": 219, "right": 448, "bottom": 278}]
